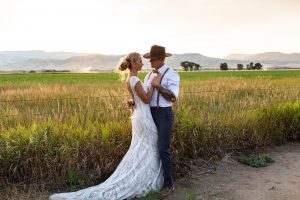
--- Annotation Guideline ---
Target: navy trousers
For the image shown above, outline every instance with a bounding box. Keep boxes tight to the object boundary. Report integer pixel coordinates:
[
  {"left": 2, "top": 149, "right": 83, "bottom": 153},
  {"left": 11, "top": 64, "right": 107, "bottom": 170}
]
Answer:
[{"left": 150, "top": 106, "right": 174, "bottom": 187}]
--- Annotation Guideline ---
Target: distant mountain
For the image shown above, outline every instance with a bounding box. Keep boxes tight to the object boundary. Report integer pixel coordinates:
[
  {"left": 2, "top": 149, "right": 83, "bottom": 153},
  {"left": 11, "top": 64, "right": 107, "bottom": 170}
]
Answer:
[
  {"left": 0, "top": 51, "right": 227, "bottom": 71},
  {"left": 225, "top": 52, "right": 300, "bottom": 63},
  {"left": 224, "top": 54, "right": 253, "bottom": 60},
  {"left": 1, "top": 51, "right": 300, "bottom": 71},
  {"left": 166, "top": 53, "right": 224, "bottom": 69},
  {"left": 65, "top": 54, "right": 123, "bottom": 69},
  {"left": 0, "top": 51, "right": 88, "bottom": 71}
]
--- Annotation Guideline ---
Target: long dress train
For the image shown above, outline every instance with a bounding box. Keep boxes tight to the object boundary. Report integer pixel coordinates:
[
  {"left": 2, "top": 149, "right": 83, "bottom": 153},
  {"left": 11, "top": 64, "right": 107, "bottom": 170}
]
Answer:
[{"left": 49, "top": 76, "right": 163, "bottom": 200}]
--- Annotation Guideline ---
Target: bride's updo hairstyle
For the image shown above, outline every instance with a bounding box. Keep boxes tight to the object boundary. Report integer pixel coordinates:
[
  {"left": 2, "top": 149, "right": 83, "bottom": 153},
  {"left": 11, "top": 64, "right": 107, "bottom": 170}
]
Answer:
[{"left": 116, "top": 52, "right": 140, "bottom": 81}]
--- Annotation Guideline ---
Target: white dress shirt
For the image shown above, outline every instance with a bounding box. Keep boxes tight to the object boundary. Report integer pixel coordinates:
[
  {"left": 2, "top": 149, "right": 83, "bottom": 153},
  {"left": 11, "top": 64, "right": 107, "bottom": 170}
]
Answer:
[{"left": 144, "top": 64, "right": 180, "bottom": 107}]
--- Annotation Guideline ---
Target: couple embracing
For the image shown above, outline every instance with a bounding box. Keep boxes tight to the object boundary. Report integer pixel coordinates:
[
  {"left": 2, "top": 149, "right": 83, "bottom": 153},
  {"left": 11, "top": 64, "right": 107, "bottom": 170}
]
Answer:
[{"left": 50, "top": 45, "right": 180, "bottom": 200}]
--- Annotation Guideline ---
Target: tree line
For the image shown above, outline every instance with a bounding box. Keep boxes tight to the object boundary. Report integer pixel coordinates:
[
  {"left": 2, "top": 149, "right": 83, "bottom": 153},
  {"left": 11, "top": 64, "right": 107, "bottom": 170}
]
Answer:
[
  {"left": 180, "top": 61, "right": 263, "bottom": 71},
  {"left": 180, "top": 61, "right": 201, "bottom": 71},
  {"left": 220, "top": 62, "right": 263, "bottom": 70}
]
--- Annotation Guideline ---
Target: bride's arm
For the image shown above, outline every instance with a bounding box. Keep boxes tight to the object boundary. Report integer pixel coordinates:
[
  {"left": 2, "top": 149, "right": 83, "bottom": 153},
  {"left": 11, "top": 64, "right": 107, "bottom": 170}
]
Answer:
[
  {"left": 126, "top": 83, "right": 135, "bottom": 107},
  {"left": 126, "top": 82, "right": 134, "bottom": 99},
  {"left": 134, "top": 81, "right": 154, "bottom": 104}
]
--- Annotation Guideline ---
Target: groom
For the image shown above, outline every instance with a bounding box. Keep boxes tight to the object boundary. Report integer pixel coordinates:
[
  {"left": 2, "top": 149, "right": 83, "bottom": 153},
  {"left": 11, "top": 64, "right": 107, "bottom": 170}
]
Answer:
[{"left": 143, "top": 45, "right": 180, "bottom": 197}]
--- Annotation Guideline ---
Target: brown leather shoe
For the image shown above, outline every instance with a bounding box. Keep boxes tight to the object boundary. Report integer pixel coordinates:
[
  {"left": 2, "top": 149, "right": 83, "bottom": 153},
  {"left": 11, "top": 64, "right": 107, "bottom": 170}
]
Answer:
[{"left": 161, "top": 186, "right": 175, "bottom": 197}]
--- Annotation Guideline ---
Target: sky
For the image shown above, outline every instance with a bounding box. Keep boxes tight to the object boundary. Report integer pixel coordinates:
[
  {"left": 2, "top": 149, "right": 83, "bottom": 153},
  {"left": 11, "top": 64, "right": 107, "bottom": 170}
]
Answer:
[{"left": 0, "top": 0, "right": 300, "bottom": 58}]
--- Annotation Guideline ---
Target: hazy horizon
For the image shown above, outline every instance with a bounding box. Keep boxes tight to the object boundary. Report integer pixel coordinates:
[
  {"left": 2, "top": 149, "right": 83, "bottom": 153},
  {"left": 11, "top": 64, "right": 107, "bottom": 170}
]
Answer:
[
  {"left": 1, "top": 50, "right": 300, "bottom": 59},
  {"left": 1, "top": 0, "right": 300, "bottom": 58}
]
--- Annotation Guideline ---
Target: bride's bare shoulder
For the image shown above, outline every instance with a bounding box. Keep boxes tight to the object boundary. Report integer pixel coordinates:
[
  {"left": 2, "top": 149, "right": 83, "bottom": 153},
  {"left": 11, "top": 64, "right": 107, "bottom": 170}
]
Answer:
[
  {"left": 127, "top": 76, "right": 140, "bottom": 83},
  {"left": 126, "top": 76, "right": 131, "bottom": 84}
]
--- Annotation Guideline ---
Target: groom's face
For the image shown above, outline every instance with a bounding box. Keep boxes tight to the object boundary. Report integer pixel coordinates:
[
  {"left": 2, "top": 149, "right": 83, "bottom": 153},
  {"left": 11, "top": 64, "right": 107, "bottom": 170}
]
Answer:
[{"left": 150, "top": 58, "right": 164, "bottom": 69}]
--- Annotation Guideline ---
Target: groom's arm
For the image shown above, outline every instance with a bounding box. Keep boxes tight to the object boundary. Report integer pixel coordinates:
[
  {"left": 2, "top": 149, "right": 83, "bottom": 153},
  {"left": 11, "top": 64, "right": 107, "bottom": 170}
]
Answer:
[
  {"left": 155, "top": 85, "right": 176, "bottom": 102},
  {"left": 151, "top": 73, "right": 179, "bottom": 103}
]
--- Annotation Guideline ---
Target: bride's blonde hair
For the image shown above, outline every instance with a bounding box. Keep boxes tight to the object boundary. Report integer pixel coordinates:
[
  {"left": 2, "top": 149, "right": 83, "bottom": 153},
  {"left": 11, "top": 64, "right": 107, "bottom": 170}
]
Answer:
[{"left": 115, "top": 52, "right": 140, "bottom": 81}]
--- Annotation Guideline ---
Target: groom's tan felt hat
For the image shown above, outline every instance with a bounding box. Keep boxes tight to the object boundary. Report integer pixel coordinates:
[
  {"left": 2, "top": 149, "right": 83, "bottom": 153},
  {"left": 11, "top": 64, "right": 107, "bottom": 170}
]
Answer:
[{"left": 143, "top": 45, "right": 172, "bottom": 59}]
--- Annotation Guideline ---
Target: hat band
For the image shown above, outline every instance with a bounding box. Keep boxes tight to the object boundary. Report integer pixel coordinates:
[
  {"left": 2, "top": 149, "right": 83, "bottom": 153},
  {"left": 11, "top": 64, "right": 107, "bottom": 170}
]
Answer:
[{"left": 150, "top": 52, "right": 165, "bottom": 57}]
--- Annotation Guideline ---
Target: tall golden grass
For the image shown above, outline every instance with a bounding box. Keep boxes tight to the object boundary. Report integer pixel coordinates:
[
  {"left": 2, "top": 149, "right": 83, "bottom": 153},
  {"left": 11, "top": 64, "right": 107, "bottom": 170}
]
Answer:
[{"left": 1, "top": 76, "right": 300, "bottom": 189}]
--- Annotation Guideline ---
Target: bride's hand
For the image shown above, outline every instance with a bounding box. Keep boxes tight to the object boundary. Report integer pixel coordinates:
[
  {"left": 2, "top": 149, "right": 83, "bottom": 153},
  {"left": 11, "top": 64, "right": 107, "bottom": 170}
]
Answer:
[
  {"left": 127, "top": 99, "right": 135, "bottom": 108},
  {"left": 151, "top": 74, "right": 162, "bottom": 87}
]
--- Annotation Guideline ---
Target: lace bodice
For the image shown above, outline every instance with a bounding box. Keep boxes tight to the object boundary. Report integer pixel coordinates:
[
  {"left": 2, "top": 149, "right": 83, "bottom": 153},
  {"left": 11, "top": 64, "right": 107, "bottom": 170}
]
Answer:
[{"left": 129, "top": 76, "right": 150, "bottom": 114}]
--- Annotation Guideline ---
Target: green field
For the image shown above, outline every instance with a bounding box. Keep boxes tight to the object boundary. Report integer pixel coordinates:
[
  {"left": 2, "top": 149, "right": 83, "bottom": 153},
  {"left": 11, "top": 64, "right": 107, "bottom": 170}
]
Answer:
[
  {"left": 1, "top": 70, "right": 300, "bottom": 190},
  {"left": 1, "top": 70, "right": 300, "bottom": 83}
]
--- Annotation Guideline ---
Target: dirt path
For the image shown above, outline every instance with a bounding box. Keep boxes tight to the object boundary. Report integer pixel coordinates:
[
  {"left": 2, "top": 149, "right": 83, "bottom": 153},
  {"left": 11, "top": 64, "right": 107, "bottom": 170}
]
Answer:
[
  {"left": 169, "top": 143, "right": 300, "bottom": 200},
  {"left": 3, "top": 143, "right": 300, "bottom": 200}
]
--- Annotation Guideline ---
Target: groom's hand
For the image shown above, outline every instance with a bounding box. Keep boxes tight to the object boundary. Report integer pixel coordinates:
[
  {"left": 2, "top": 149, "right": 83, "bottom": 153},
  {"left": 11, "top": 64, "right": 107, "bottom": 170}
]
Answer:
[
  {"left": 151, "top": 75, "right": 176, "bottom": 103},
  {"left": 151, "top": 74, "right": 162, "bottom": 87},
  {"left": 127, "top": 99, "right": 135, "bottom": 108}
]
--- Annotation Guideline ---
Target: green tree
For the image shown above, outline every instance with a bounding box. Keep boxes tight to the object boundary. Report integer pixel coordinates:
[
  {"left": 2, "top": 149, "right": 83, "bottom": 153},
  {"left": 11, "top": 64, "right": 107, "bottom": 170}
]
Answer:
[
  {"left": 220, "top": 63, "right": 228, "bottom": 70},
  {"left": 194, "top": 63, "right": 201, "bottom": 71},
  {"left": 180, "top": 61, "right": 201, "bottom": 71},
  {"left": 254, "top": 63, "right": 263, "bottom": 70},
  {"left": 188, "top": 64, "right": 193, "bottom": 71},
  {"left": 237, "top": 64, "right": 244, "bottom": 70},
  {"left": 180, "top": 61, "right": 190, "bottom": 71},
  {"left": 246, "top": 62, "right": 254, "bottom": 70},
  {"left": 246, "top": 62, "right": 262, "bottom": 70}
]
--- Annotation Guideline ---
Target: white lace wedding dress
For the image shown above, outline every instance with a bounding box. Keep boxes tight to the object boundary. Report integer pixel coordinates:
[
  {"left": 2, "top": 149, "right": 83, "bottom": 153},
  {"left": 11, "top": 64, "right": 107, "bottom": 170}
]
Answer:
[{"left": 49, "top": 76, "right": 163, "bottom": 200}]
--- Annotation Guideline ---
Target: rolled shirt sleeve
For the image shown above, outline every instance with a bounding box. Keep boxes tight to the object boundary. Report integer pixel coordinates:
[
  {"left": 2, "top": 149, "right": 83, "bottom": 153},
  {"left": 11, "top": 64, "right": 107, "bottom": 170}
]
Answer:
[{"left": 167, "top": 71, "right": 180, "bottom": 100}]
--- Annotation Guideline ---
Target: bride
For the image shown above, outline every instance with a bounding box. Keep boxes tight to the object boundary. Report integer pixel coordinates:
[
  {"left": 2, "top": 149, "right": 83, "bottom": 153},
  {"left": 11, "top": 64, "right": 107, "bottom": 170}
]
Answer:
[{"left": 49, "top": 52, "right": 163, "bottom": 200}]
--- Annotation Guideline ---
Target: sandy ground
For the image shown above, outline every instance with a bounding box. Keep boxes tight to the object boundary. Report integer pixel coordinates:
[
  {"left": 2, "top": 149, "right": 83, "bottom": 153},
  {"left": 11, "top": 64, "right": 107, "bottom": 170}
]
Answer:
[
  {"left": 2, "top": 143, "right": 300, "bottom": 200},
  {"left": 169, "top": 142, "right": 300, "bottom": 200}
]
